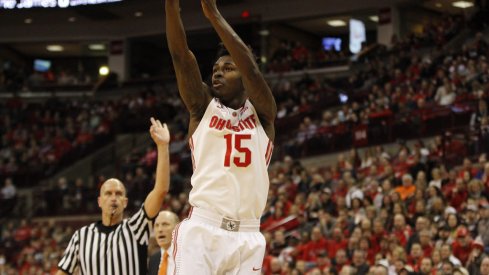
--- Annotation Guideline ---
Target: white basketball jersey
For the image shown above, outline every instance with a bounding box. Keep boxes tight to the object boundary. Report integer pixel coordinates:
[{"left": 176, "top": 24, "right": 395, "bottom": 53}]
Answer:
[{"left": 188, "top": 98, "right": 273, "bottom": 220}]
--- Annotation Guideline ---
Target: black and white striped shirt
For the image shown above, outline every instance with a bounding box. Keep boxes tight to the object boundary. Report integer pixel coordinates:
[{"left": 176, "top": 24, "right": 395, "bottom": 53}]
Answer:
[{"left": 58, "top": 205, "right": 154, "bottom": 275}]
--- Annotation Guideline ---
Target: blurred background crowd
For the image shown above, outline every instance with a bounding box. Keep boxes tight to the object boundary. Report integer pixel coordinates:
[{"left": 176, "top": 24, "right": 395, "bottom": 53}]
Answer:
[{"left": 1, "top": 0, "right": 489, "bottom": 274}]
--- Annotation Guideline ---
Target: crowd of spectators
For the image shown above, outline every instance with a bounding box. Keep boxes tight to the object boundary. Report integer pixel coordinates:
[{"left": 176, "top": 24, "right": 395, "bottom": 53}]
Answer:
[
  {"left": 0, "top": 58, "right": 99, "bottom": 93},
  {"left": 0, "top": 96, "right": 114, "bottom": 185},
  {"left": 257, "top": 142, "right": 489, "bottom": 274},
  {"left": 265, "top": 16, "right": 463, "bottom": 75},
  {"left": 0, "top": 218, "right": 76, "bottom": 275},
  {"left": 277, "top": 29, "right": 489, "bottom": 159},
  {"left": 0, "top": 18, "right": 484, "bottom": 188},
  {"left": 266, "top": 40, "right": 350, "bottom": 73},
  {"left": 1, "top": 10, "right": 489, "bottom": 275},
  {"left": 0, "top": 89, "right": 179, "bottom": 187},
  {"left": 4, "top": 138, "right": 489, "bottom": 274},
  {"left": 389, "top": 16, "right": 462, "bottom": 53}
]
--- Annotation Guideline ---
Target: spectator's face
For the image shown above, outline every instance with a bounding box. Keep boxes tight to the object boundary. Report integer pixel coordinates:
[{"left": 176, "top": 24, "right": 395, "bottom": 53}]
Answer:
[
  {"left": 361, "top": 219, "right": 371, "bottom": 231},
  {"left": 295, "top": 260, "right": 305, "bottom": 272},
  {"left": 274, "top": 230, "right": 285, "bottom": 243},
  {"left": 415, "top": 200, "right": 425, "bottom": 213},
  {"left": 394, "top": 260, "right": 404, "bottom": 272},
  {"left": 402, "top": 177, "right": 412, "bottom": 187},
  {"left": 448, "top": 214, "right": 458, "bottom": 228},
  {"left": 374, "top": 221, "right": 383, "bottom": 234},
  {"left": 441, "top": 246, "right": 451, "bottom": 259},
  {"left": 416, "top": 218, "right": 426, "bottom": 231},
  {"left": 359, "top": 239, "right": 369, "bottom": 250},
  {"left": 311, "top": 227, "right": 322, "bottom": 241},
  {"left": 481, "top": 207, "right": 489, "bottom": 218},
  {"left": 432, "top": 250, "right": 441, "bottom": 264},
  {"left": 458, "top": 235, "right": 468, "bottom": 246},
  {"left": 394, "top": 215, "right": 405, "bottom": 229},
  {"left": 411, "top": 244, "right": 422, "bottom": 258},
  {"left": 374, "top": 266, "right": 388, "bottom": 275},
  {"left": 420, "top": 258, "right": 433, "bottom": 273},
  {"left": 270, "top": 258, "right": 281, "bottom": 272},
  {"left": 353, "top": 251, "right": 365, "bottom": 266},
  {"left": 419, "top": 232, "right": 431, "bottom": 245},
  {"left": 467, "top": 209, "right": 477, "bottom": 220},
  {"left": 336, "top": 250, "right": 347, "bottom": 264},
  {"left": 333, "top": 227, "right": 342, "bottom": 239},
  {"left": 481, "top": 258, "right": 489, "bottom": 275},
  {"left": 154, "top": 212, "right": 178, "bottom": 249},
  {"left": 442, "top": 262, "right": 453, "bottom": 274},
  {"left": 98, "top": 179, "right": 128, "bottom": 217}
]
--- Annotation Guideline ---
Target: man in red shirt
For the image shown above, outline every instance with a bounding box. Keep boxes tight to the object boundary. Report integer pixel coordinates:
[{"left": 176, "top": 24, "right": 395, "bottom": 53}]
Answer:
[
  {"left": 327, "top": 227, "right": 348, "bottom": 259},
  {"left": 392, "top": 214, "right": 412, "bottom": 247},
  {"left": 453, "top": 227, "right": 473, "bottom": 266},
  {"left": 296, "top": 226, "right": 328, "bottom": 261}
]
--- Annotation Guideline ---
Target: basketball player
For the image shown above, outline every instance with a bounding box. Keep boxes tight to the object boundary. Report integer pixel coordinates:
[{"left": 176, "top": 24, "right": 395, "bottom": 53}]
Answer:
[
  {"left": 56, "top": 118, "right": 170, "bottom": 275},
  {"left": 164, "top": 0, "right": 276, "bottom": 273}
]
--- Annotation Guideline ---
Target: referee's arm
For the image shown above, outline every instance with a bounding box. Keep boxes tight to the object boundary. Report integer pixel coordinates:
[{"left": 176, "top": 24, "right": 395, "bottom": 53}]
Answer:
[
  {"left": 56, "top": 229, "right": 79, "bottom": 275},
  {"left": 144, "top": 118, "right": 171, "bottom": 218}
]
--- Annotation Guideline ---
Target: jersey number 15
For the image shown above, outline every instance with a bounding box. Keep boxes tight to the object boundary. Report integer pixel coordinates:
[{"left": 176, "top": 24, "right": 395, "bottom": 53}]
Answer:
[{"left": 224, "top": 134, "right": 251, "bottom": 167}]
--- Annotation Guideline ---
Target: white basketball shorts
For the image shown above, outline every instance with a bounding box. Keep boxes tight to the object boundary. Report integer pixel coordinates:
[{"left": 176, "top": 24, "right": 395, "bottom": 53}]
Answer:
[{"left": 167, "top": 207, "right": 266, "bottom": 275}]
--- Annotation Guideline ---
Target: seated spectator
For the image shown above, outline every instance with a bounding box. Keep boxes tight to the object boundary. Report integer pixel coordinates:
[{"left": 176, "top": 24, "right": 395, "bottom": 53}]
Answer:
[
  {"left": 395, "top": 174, "right": 416, "bottom": 201},
  {"left": 0, "top": 178, "right": 17, "bottom": 216},
  {"left": 1, "top": 177, "right": 16, "bottom": 200},
  {"left": 452, "top": 227, "right": 473, "bottom": 266},
  {"left": 480, "top": 256, "right": 489, "bottom": 275}
]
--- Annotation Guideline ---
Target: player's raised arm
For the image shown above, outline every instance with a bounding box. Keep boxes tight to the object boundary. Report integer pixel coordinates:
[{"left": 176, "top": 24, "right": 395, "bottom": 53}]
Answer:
[
  {"left": 201, "top": 0, "right": 276, "bottom": 140},
  {"left": 165, "top": 0, "right": 211, "bottom": 126},
  {"left": 143, "top": 117, "right": 170, "bottom": 218}
]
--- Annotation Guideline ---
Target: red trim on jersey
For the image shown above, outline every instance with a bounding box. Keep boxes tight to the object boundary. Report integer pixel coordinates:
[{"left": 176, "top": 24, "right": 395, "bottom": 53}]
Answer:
[
  {"left": 171, "top": 207, "right": 193, "bottom": 275},
  {"left": 189, "top": 137, "right": 196, "bottom": 171},
  {"left": 265, "top": 140, "right": 273, "bottom": 166}
]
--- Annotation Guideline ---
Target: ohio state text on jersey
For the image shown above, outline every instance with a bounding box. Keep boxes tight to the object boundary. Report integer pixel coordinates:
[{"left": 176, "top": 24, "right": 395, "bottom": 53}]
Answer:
[{"left": 188, "top": 98, "right": 273, "bottom": 220}]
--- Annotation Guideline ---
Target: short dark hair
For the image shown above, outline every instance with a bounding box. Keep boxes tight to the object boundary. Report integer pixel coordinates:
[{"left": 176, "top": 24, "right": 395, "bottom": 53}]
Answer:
[
  {"left": 216, "top": 43, "right": 230, "bottom": 60},
  {"left": 214, "top": 42, "right": 259, "bottom": 63}
]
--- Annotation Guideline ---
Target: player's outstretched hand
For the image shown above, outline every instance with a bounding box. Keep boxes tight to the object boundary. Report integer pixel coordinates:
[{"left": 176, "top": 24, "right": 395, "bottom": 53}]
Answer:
[
  {"left": 149, "top": 117, "right": 170, "bottom": 146},
  {"left": 201, "top": 0, "right": 218, "bottom": 19}
]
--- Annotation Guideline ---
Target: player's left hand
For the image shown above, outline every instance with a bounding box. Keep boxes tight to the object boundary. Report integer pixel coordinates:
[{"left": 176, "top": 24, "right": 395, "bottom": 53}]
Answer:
[
  {"left": 149, "top": 117, "right": 170, "bottom": 146},
  {"left": 201, "top": 0, "right": 218, "bottom": 19}
]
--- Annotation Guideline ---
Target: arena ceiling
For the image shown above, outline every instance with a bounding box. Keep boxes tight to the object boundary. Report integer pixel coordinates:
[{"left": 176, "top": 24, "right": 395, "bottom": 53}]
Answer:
[{"left": 0, "top": 0, "right": 475, "bottom": 58}]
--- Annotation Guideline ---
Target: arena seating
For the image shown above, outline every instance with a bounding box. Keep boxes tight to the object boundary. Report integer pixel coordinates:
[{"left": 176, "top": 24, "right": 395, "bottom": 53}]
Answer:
[{"left": 1, "top": 11, "right": 489, "bottom": 275}]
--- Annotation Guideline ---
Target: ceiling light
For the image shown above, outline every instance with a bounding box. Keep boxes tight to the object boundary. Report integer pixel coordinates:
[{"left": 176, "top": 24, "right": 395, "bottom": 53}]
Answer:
[
  {"left": 89, "top": 44, "right": 106, "bottom": 51},
  {"left": 258, "top": 29, "right": 270, "bottom": 36},
  {"left": 24, "top": 18, "right": 33, "bottom": 24},
  {"left": 68, "top": 17, "right": 76, "bottom": 22},
  {"left": 435, "top": 3, "right": 443, "bottom": 7},
  {"left": 134, "top": 11, "right": 143, "bottom": 17},
  {"left": 46, "top": 45, "right": 64, "bottom": 52},
  {"left": 369, "top": 16, "right": 379, "bottom": 22},
  {"left": 327, "top": 20, "right": 347, "bottom": 27},
  {"left": 452, "top": 1, "right": 474, "bottom": 8},
  {"left": 99, "top": 66, "right": 110, "bottom": 76}
]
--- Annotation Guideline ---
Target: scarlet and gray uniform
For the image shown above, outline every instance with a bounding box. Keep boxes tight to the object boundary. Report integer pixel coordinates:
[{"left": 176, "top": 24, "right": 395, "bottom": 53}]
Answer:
[{"left": 168, "top": 98, "right": 273, "bottom": 274}]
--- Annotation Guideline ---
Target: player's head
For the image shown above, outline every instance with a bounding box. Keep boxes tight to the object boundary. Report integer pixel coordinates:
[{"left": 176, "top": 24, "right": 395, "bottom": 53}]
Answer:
[
  {"left": 98, "top": 178, "right": 128, "bottom": 217},
  {"left": 153, "top": 211, "right": 179, "bottom": 249},
  {"left": 210, "top": 44, "right": 246, "bottom": 106}
]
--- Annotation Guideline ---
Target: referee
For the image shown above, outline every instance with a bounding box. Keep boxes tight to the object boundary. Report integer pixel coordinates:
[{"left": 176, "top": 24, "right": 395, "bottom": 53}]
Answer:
[{"left": 56, "top": 117, "right": 171, "bottom": 275}]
